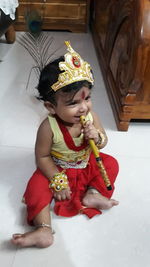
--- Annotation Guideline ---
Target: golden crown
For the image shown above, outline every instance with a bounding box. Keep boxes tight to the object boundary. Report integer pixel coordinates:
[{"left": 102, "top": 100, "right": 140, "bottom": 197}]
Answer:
[{"left": 51, "top": 41, "right": 94, "bottom": 91}]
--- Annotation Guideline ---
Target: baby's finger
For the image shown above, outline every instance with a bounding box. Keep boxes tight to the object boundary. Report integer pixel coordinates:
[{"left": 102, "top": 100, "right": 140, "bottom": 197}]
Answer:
[
  {"left": 56, "top": 193, "right": 62, "bottom": 201},
  {"left": 61, "top": 193, "right": 67, "bottom": 200},
  {"left": 66, "top": 190, "right": 71, "bottom": 199},
  {"left": 53, "top": 192, "right": 57, "bottom": 198},
  {"left": 84, "top": 120, "right": 90, "bottom": 125}
]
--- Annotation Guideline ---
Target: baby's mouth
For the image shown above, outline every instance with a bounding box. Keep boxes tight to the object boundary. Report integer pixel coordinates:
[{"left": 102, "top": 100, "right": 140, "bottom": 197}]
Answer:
[
  {"left": 74, "top": 116, "right": 80, "bottom": 121},
  {"left": 76, "top": 114, "right": 87, "bottom": 118}
]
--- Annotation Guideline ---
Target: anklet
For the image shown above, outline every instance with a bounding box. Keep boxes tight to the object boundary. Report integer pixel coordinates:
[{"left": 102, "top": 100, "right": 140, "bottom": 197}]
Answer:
[
  {"left": 88, "top": 188, "right": 101, "bottom": 194},
  {"left": 36, "top": 223, "right": 55, "bottom": 234}
]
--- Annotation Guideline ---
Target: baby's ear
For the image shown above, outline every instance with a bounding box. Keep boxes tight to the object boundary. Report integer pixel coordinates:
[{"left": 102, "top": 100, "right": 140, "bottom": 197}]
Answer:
[{"left": 44, "top": 101, "right": 56, "bottom": 114}]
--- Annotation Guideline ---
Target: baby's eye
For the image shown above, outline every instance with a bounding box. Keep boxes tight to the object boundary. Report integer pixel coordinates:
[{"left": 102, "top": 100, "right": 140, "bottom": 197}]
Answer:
[
  {"left": 85, "top": 95, "right": 91, "bottom": 101},
  {"left": 68, "top": 101, "right": 77, "bottom": 106}
]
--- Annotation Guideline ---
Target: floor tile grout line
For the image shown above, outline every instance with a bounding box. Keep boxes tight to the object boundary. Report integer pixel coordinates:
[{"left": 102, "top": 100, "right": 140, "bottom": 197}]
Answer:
[
  {"left": 11, "top": 246, "right": 19, "bottom": 267},
  {"left": 0, "top": 144, "right": 34, "bottom": 150}
]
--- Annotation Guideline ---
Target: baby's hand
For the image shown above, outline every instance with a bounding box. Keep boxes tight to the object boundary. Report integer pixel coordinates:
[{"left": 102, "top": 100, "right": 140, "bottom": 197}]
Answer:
[
  {"left": 82, "top": 120, "right": 99, "bottom": 144},
  {"left": 53, "top": 187, "right": 71, "bottom": 201}
]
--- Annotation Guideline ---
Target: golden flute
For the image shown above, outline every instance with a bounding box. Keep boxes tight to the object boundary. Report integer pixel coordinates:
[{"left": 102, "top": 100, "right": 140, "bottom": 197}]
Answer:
[{"left": 80, "top": 116, "right": 112, "bottom": 191}]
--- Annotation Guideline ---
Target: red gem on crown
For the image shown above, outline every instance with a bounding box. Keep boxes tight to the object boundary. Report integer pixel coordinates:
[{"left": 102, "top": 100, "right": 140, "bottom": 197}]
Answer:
[{"left": 72, "top": 56, "right": 81, "bottom": 68}]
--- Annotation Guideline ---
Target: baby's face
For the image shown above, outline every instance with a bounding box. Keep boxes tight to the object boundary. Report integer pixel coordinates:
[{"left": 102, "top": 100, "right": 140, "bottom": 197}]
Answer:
[{"left": 53, "top": 86, "right": 92, "bottom": 125}]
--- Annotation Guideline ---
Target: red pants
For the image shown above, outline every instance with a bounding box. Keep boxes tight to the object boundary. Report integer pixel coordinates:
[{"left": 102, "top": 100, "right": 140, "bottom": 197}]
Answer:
[{"left": 23, "top": 153, "right": 119, "bottom": 225}]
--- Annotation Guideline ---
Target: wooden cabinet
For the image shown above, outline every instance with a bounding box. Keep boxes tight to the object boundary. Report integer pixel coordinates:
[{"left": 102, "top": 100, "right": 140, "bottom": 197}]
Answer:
[
  {"left": 91, "top": 0, "right": 150, "bottom": 131},
  {"left": 15, "top": 0, "right": 90, "bottom": 32}
]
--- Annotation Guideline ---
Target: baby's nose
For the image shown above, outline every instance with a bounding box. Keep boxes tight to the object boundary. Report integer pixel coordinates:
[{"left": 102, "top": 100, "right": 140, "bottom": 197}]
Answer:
[{"left": 79, "top": 101, "right": 88, "bottom": 112}]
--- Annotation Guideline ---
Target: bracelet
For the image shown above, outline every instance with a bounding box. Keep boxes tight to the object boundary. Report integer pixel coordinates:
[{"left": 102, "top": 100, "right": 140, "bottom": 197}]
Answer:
[
  {"left": 49, "top": 171, "right": 69, "bottom": 192},
  {"left": 96, "top": 130, "right": 106, "bottom": 148},
  {"left": 36, "top": 223, "right": 55, "bottom": 234}
]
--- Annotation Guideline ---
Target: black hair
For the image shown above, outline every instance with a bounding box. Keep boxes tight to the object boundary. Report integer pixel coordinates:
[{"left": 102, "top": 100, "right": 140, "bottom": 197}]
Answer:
[{"left": 37, "top": 56, "right": 93, "bottom": 105}]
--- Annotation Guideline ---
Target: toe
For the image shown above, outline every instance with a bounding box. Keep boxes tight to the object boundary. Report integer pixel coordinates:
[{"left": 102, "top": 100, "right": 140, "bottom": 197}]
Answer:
[
  {"left": 112, "top": 200, "right": 119, "bottom": 206},
  {"left": 12, "top": 233, "right": 23, "bottom": 240}
]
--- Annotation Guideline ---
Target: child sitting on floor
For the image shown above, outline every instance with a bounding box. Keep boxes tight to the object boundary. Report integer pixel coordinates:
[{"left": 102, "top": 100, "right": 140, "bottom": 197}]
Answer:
[{"left": 12, "top": 41, "right": 119, "bottom": 248}]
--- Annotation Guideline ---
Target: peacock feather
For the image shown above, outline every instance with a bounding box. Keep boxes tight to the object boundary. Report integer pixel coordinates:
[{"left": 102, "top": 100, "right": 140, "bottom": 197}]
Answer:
[{"left": 17, "top": 32, "right": 62, "bottom": 90}]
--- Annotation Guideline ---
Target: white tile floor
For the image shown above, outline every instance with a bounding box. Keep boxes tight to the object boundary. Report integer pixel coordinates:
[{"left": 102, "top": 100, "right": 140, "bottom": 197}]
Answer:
[{"left": 0, "top": 31, "right": 150, "bottom": 267}]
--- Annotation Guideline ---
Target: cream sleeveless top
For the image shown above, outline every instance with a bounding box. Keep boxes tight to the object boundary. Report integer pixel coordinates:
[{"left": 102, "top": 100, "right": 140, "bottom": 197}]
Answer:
[{"left": 48, "top": 112, "right": 93, "bottom": 169}]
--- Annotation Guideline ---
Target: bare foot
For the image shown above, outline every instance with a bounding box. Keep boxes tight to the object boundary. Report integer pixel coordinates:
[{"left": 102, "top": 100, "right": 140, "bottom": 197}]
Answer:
[
  {"left": 11, "top": 227, "right": 54, "bottom": 248},
  {"left": 82, "top": 192, "right": 119, "bottom": 210}
]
